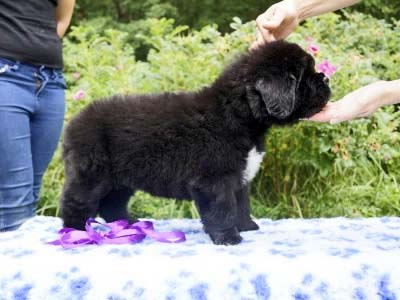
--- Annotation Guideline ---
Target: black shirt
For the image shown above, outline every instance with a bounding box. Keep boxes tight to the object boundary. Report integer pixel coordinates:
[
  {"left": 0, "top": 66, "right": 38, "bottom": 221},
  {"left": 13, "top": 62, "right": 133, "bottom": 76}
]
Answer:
[{"left": 0, "top": 0, "right": 63, "bottom": 68}]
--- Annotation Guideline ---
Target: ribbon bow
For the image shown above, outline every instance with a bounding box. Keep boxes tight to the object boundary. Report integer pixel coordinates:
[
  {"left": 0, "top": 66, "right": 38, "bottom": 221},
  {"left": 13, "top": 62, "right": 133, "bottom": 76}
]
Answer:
[{"left": 47, "top": 218, "right": 186, "bottom": 249}]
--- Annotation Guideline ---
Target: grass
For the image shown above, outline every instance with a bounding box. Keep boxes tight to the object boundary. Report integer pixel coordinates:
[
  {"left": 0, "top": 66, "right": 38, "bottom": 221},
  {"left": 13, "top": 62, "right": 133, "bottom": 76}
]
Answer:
[{"left": 36, "top": 13, "right": 400, "bottom": 220}]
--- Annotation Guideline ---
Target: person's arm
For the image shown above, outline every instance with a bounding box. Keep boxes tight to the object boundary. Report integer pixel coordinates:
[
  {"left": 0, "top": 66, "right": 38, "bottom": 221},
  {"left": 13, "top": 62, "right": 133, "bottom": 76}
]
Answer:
[
  {"left": 253, "top": 0, "right": 360, "bottom": 47},
  {"left": 308, "top": 80, "right": 400, "bottom": 124},
  {"left": 55, "top": 0, "right": 75, "bottom": 38},
  {"left": 295, "top": 0, "right": 361, "bottom": 20}
]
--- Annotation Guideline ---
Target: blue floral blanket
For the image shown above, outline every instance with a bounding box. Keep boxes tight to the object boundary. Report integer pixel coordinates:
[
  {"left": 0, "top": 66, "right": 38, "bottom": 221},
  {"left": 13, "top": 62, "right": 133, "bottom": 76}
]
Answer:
[{"left": 1, "top": 216, "right": 400, "bottom": 300}]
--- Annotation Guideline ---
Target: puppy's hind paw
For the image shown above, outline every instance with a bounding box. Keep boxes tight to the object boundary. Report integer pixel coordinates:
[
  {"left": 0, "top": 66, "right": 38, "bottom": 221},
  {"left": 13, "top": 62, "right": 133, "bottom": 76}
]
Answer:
[
  {"left": 209, "top": 227, "right": 243, "bottom": 245},
  {"left": 238, "top": 219, "right": 259, "bottom": 232}
]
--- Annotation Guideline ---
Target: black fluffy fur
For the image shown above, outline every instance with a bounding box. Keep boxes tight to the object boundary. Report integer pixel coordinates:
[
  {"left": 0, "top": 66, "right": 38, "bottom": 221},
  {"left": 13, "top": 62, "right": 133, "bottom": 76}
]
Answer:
[{"left": 60, "top": 41, "right": 331, "bottom": 245}]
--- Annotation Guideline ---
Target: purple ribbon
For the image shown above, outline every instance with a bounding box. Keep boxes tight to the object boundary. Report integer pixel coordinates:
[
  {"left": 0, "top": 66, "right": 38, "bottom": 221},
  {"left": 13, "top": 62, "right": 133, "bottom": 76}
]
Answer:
[{"left": 47, "top": 219, "right": 186, "bottom": 249}]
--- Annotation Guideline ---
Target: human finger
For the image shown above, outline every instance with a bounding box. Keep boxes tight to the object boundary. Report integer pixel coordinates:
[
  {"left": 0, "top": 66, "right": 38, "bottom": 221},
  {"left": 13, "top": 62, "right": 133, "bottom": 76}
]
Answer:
[
  {"left": 259, "top": 9, "right": 285, "bottom": 30},
  {"left": 307, "top": 103, "right": 337, "bottom": 122}
]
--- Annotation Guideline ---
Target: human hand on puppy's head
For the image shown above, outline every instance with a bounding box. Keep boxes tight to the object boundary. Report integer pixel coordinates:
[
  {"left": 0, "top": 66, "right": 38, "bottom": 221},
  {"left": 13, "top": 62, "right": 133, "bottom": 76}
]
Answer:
[{"left": 251, "top": 0, "right": 300, "bottom": 49}]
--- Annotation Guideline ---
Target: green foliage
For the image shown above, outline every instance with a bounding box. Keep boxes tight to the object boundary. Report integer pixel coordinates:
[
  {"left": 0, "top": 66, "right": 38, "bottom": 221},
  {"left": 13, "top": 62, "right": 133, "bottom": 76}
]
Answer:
[
  {"left": 350, "top": 0, "right": 400, "bottom": 22},
  {"left": 72, "top": 0, "right": 399, "bottom": 34},
  {"left": 73, "top": 0, "right": 178, "bottom": 22},
  {"left": 256, "top": 13, "right": 400, "bottom": 218},
  {"left": 166, "top": 0, "right": 276, "bottom": 32},
  {"left": 72, "top": 0, "right": 275, "bottom": 32},
  {"left": 39, "top": 12, "right": 400, "bottom": 219}
]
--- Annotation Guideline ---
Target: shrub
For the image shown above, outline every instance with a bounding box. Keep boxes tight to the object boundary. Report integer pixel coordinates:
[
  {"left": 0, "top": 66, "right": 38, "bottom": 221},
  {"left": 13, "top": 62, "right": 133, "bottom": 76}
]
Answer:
[{"left": 38, "top": 13, "right": 400, "bottom": 219}]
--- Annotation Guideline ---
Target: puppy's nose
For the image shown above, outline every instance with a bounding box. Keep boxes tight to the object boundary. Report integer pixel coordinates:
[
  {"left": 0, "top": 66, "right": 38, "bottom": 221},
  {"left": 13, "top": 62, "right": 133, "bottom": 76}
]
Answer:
[{"left": 323, "top": 76, "right": 329, "bottom": 84}]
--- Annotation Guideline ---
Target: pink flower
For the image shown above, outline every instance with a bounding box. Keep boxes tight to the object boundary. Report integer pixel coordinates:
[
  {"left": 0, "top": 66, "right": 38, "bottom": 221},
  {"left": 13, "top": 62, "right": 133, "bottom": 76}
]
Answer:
[
  {"left": 316, "top": 59, "right": 337, "bottom": 78},
  {"left": 307, "top": 43, "right": 319, "bottom": 56},
  {"left": 306, "top": 37, "right": 319, "bottom": 56},
  {"left": 73, "top": 89, "right": 85, "bottom": 100},
  {"left": 116, "top": 64, "right": 123, "bottom": 71},
  {"left": 72, "top": 72, "right": 81, "bottom": 80}
]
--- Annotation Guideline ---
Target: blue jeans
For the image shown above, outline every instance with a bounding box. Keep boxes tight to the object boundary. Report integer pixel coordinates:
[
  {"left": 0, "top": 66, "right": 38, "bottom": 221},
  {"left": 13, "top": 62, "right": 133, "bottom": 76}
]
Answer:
[{"left": 0, "top": 58, "right": 66, "bottom": 231}]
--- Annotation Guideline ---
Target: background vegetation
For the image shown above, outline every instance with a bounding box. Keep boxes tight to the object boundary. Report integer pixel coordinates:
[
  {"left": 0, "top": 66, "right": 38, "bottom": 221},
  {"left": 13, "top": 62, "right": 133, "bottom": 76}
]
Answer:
[
  {"left": 38, "top": 1, "right": 400, "bottom": 220},
  {"left": 72, "top": 0, "right": 399, "bottom": 31}
]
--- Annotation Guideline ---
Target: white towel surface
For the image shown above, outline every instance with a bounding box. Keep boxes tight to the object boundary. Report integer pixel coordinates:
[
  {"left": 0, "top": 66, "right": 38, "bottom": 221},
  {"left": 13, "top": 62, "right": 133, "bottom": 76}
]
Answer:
[{"left": 1, "top": 216, "right": 400, "bottom": 300}]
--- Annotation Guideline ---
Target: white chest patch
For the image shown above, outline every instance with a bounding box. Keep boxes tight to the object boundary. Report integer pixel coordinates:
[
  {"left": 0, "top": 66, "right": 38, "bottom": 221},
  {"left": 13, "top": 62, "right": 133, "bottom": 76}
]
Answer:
[{"left": 242, "top": 147, "right": 265, "bottom": 183}]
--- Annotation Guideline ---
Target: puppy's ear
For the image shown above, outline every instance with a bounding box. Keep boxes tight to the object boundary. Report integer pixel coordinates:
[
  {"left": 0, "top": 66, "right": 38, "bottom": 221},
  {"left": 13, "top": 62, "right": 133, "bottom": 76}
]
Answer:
[
  {"left": 254, "top": 74, "right": 297, "bottom": 119},
  {"left": 246, "top": 85, "right": 265, "bottom": 119}
]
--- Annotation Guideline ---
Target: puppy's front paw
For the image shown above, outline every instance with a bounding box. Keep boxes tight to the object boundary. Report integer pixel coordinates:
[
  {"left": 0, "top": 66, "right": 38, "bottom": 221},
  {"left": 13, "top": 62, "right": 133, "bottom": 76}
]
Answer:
[
  {"left": 209, "top": 227, "right": 243, "bottom": 245},
  {"left": 63, "top": 217, "right": 86, "bottom": 230},
  {"left": 238, "top": 219, "right": 259, "bottom": 232},
  {"left": 127, "top": 216, "right": 139, "bottom": 224}
]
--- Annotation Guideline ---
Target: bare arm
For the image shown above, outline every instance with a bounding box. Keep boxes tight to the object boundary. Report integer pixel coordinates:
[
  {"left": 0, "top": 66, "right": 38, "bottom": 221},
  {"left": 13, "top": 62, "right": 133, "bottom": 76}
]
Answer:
[
  {"left": 308, "top": 80, "right": 400, "bottom": 124},
  {"left": 295, "top": 0, "right": 361, "bottom": 20},
  {"left": 253, "top": 0, "right": 361, "bottom": 46},
  {"left": 55, "top": 0, "right": 75, "bottom": 38}
]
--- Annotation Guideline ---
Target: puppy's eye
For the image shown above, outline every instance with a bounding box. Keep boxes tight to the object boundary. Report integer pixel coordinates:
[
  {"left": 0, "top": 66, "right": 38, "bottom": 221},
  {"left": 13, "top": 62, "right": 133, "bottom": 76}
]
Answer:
[{"left": 289, "top": 73, "right": 301, "bottom": 89}]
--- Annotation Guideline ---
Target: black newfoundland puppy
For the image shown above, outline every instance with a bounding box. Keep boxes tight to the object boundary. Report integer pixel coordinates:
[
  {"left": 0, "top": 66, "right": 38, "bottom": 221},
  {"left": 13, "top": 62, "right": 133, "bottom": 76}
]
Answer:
[{"left": 60, "top": 41, "right": 330, "bottom": 245}]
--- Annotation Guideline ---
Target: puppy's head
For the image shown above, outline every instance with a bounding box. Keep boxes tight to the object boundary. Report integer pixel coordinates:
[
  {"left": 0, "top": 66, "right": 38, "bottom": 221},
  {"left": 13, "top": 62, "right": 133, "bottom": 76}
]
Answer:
[{"left": 244, "top": 40, "right": 331, "bottom": 123}]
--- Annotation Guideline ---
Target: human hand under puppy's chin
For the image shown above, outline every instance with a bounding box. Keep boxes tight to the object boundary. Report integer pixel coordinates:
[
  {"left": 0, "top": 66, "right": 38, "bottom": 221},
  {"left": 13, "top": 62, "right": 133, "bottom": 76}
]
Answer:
[{"left": 306, "top": 81, "right": 400, "bottom": 124}]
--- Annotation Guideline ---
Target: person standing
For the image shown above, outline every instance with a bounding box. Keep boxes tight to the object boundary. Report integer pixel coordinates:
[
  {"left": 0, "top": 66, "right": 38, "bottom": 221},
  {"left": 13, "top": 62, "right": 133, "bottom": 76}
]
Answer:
[{"left": 0, "top": 0, "right": 75, "bottom": 231}]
